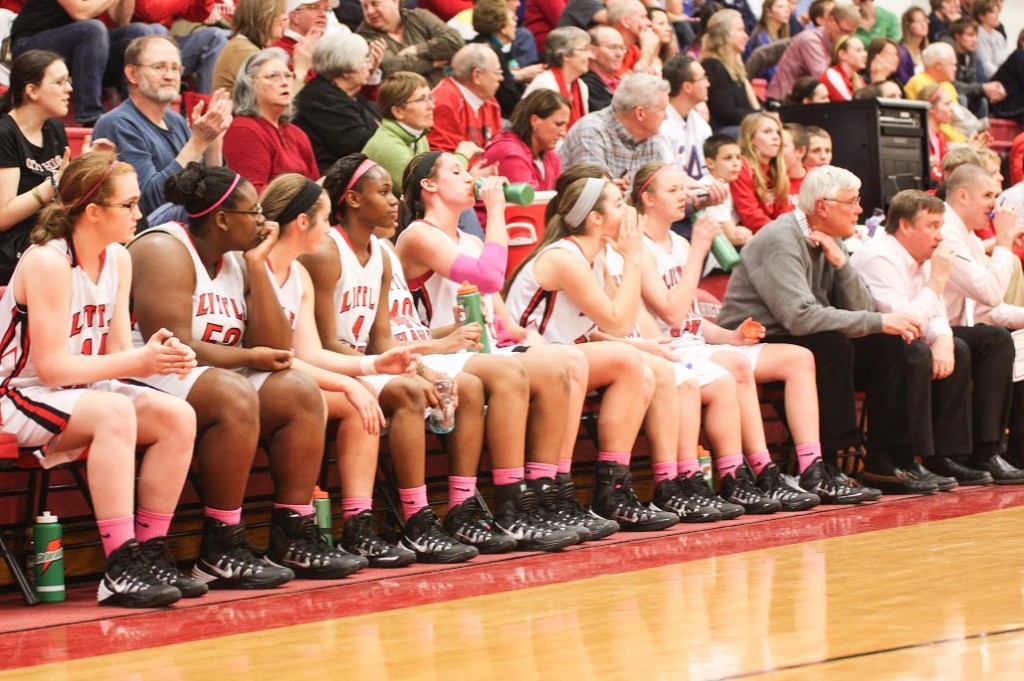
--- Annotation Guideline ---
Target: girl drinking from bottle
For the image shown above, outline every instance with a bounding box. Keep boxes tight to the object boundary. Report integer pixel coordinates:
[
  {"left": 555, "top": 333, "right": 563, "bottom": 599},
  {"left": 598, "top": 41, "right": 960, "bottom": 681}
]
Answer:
[{"left": 0, "top": 150, "right": 199, "bottom": 608}]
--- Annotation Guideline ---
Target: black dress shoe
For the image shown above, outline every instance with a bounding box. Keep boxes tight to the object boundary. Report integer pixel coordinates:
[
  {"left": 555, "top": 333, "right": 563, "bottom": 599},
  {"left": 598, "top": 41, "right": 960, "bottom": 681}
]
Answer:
[
  {"left": 925, "top": 456, "right": 993, "bottom": 486},
  {"left": 909, "top": 462, "right": 958, "bottom": 492},
  {"left": 970, "top": 454, "right": 1024, "bottom": 485},
  {"left": 860, "top": 468, "right": 939, "bottom": 495}
]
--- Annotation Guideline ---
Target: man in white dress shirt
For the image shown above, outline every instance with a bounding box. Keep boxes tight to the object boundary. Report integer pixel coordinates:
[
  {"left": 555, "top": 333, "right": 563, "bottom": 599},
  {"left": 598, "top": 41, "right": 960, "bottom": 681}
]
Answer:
[{"left": 852, "top": 189, "right": 1012, "bottom": 486}]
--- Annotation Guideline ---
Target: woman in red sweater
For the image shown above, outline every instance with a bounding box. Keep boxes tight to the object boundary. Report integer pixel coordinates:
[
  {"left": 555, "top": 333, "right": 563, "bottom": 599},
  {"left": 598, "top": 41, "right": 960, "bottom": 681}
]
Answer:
[
  {"left": 730, "top": 111, "right": 792, "bottom": 232},
  {"left": 223, "top": 48, "right": 319, "bottom": 193}
]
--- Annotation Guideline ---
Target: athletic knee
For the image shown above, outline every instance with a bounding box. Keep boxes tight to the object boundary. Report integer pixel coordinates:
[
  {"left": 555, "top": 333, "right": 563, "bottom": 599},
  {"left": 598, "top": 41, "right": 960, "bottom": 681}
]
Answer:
[
  {"left": 269, "top": 369, "right": 326, "bottom": 420},
  {"left": 384, "top": 377, "right": 428, "bottom": 414},
  {"left": 640, "top": 364, "right": 656, "bottom": 404},
  {"left": 455, "top": 373, "right": 484, "bottom": 415},
  {"left": 203, "top": 370, "right": 260, "bottom": 426}
]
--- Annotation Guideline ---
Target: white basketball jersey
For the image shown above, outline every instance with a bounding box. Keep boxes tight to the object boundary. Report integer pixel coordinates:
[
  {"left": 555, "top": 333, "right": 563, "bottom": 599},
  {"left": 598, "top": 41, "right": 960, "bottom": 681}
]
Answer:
[
  {"left": 505, "top": 238, "right": 597, "bottom": 344},
  {"left": 0, "top": 239, "right": 119, "bottom": 390},
  {"left": 597, "top": 244, "right": 642, "bottom": 339},
  {"left": 381, "top": 242, "right": 432, "bottom": 342},
  {"left": 267, "top": 261, "right": 302, "bottom": 331},
  {"left": 130, "top": 222, "right": 247, "bottom": 349},
  {"left": 643, "top": 232, "right": 704, "bottom": 340},
  {"left": 326, "top": 227, "right": 383, "bottom": 352}
]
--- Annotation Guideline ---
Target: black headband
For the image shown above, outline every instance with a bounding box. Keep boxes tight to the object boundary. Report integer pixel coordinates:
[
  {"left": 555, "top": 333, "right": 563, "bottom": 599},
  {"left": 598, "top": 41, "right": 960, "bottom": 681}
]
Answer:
[
  {"left": 274, "top": 179, "right": 323, "bottom": 226},
  {"left": 411, "top": 151, "right": 443, "bottom": 197},
  {"left": 796, "top": 78, "right": 822, "bottom": 103}
]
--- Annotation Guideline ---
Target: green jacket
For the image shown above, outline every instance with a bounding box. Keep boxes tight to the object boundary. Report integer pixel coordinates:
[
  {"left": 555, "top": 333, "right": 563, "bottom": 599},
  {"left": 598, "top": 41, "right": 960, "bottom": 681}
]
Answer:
[{"left": 361, "top": 119, "right": 430, "bottom": 190}]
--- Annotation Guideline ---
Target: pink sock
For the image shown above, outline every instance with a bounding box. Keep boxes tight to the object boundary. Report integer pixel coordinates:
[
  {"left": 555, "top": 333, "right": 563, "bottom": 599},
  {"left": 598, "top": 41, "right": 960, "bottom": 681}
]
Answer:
[
  {"left": 598, "top": 451, "right": 631, "bottom": 466},
  {"left": 795, "top": 442, "right": 823, "bottom": 473},
  {"left": 448, "top": 475, "right": 478, "bottom": 507},
  {"left": 205, "top": 506, "right": 242, "bottom": 526},
  {"left": 678, "top": 458, "right": 700, "bottom": 477},
  {"left": 274, "top": 503, "right": 314, "bottom": 516},
  {"left": 747, "top": 449, "right": 773, "bottom": 475},
  {"left": 492, "top": 467, "right": 524, "bottom": 486},
  {"left": 715, "top": 454, "right": 744, "bottom": 480},
  {"left": 557, "top": 458, "right": 573, "bottom": 474},
  {"left": 524, "top": 462, "right": 557, "bottom": 480},
  {"left": 341, "top": 498, "right": 372, "bottom": 520},
  {"left": 652, "top": 461, "right": 678, "bottom": 484},
  {"left": 96, "top": 515, "right": 135, "bottom": 557},
  {"left": 135, "top": 509, "right": 173, "bottom": 543},
  {"left": 399, "top": 485, "right": 428, "bottom": 521}
]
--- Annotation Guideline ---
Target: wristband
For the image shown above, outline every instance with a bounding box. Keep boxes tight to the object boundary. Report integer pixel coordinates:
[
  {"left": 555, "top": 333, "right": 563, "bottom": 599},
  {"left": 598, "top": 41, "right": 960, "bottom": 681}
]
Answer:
[
  {"left": 360, "top": 355, "right": 378, "bottom": 375},
  {"left": 31, "top": 186, "right": 45, "bottom": 208},
  {"left": 48, "top": 174, "right": 59, "bottom": 192}
]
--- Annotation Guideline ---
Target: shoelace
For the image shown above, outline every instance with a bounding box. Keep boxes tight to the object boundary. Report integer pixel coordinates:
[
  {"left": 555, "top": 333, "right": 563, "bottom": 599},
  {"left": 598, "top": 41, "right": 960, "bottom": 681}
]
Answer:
[
  {"left": 219, "top": 524, "right": 267, "bottom": 564},
  {"left": 121, "top": 543, "right": 163, "bottom": 585},
  {"left": 348, "top": 512, "right": 393, "bottom": 551}
]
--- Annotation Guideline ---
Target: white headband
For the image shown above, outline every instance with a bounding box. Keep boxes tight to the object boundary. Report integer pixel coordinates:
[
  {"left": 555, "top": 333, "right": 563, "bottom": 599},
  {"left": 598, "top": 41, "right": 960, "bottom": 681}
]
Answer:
[{"left": 564, "top": 178, "right": 607, "bottom": 228}]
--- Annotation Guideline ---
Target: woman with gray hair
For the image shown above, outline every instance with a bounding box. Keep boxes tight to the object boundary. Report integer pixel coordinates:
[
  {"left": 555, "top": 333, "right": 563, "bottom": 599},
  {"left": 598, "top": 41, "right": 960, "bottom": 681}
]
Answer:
[
  {"left": 222, "top": 48, "right": 319, "bottom": 193},
  {"left": 294, "top": 30, "right": 386, "bottom": 175},
  {"left": 523, "top": 26, "right": 592, "bottom": 129}
]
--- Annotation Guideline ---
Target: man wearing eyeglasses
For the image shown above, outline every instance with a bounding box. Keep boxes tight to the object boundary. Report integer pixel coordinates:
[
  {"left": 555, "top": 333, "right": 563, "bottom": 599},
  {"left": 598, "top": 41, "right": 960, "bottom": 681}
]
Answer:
[
  {"left": 719, "top": 166, "right": 940, "bottom": 497},
  {"left": 130, "top": 0, "right": 230, "bottom": 94},
  {"left": 273, "top": 0, "right": 336, "bottom": 80},
  {"left": 93, "top": 35, "right": 233, "bottom": 224}
]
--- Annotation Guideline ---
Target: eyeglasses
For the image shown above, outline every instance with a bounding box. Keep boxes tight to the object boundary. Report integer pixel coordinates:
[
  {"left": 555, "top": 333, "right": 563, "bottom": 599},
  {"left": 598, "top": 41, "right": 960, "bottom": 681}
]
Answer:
[
  {"left": 222, "top": 203, "right": 263, "bottom": 216},
  {"left": 257, "top": 71, "right": 294, "bottom": 84},
  {"left": 137, "top": 62, "right": 186, "bottom": 75},
  {"left": 824, "top": 195, "right": 861, "bottom": 207},
  {"left": 296, "top": 3, "right": 329, "bottom": 12},
  {"left": 47, "top": 77, "right": 72, "bottom": 87},
  {"left": 404, "top": 94, "right": 435, "bottom": 106},
  {"left": 96, "top": 201, "right": 141, "bottom": 213}
]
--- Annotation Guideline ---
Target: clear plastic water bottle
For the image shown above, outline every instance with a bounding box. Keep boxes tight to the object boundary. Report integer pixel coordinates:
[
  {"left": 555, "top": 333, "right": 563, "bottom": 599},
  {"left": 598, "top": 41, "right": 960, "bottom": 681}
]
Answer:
[{"left": 428, "top": 374, "right": 456, "bottom": 434}]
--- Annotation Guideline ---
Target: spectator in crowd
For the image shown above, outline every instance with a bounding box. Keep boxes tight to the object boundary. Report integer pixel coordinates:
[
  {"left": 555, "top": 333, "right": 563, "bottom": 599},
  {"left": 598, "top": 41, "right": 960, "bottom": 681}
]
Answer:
[
  {"left": 866, "top": 37, "right": 900, "bottom": 85},
  {"left": 743, "top": 0, "right": 792, "bottom": 81},
  {"left": 718, "top": 0, "right": 758, "bottom": 35},
  {"left": 223, "top": 49, "right": 318, "bottom": 192},
  {"left": 766, "top": 0, "right": 859, "bottom": 103},
  {"left": 731, "top": 111, "right": 792, "bottom": 232},
  {"left": 132, "top": 0, "right": 230, "bottom": 93},
  {"left": 0, "top": 51, "right": 71, "bottom": 284},
  {"left": 819, "top": 35, "right": 866, "bottom": 101},
  {"left": 427, "top": 44, "right": 503, "bottom": 153},
  {"left": 559, "top": 73, "right": 669, "bottom": 189},
  {"left": 646, "top": 7, "right": 677, "bottom": 75},
  {"left": 581, "top": 25, "right": 627, "bottom": 113},
  {"left": 803, "top": 125, "right": 832, "bottom": 169},
  {"left": 782, "top": 122, "right": 808, "bottom": 207},
  {"left": 214, "top": 0, "right": 312, "bottom": 94},
  {"left": 991, "top": 47, "right": 1024, "bottom": 123},
  {"left": 897, "top": 6, "right": 930, "bottom": 84},
  {"left": 10, "top": 0, "right": 160, "bottom": 126},
  {"left": 471, "top": 0, "right": 540, "bottom": 119},
  {"left": 556, "top": 0, "right": 607, "bottom": 33},
  {"left": 972, "top": 0, "right": 1006, "bottom": 81},
  {"left": 361, "top": 71, "right": 432, "bottom": 192},
  {"left": 718, "top": 165, "right": 932, "bottom": 495},
  {"left": 607, "top": 0, "right": 656, "bottom": 75},
  {"left": 660, "top": 54, "right": 713, "bottom": 182},
  {"left": 702, "top": 9, "right": 760, "bottom": 135},
  {"left": 785, "top": 74, "right": 830, "bottom": 104},
  {"left": 702, "top": 133, "right": 753, "bottom": 247},
  {"left": 851, "top": 0, "right": 898, "bottom": 43},
  {"left": 357, "top": 0, "right": 464, "bottom": 86},
  {"left": 524, "top": 26, "right": 591, "bottom": 129},
  {"left": 806, "top": 0, "right": 833, "bottom": 29},
  {"left": 94, "top": 36, "right": 233, "bottom": 220},
  {"left": 850, "top": 189, "right": 1009, "bottom": 487},
  {"left": 525, "top": 0, "right": 566, "bottom": 55},
  {"left": 905, "top": 42, "right": 965, "bottom": 144},
  {"left": 294, "top": 30, "right": 384, "bottom": 175},
  {"left": 272, "top": 0, "right": 332, "bottom": 78},
  {"left": 928, "top": 0, "right": 960, "bottom": 44},
  {"left": 949, "top": 16, "right": 1005, "bottom": 118},
  {"left": 481, "top": 89, "right": 569, "bottom": 190},
  {"left": 853, "top": 80, "right": 902, "bottom": 100}
]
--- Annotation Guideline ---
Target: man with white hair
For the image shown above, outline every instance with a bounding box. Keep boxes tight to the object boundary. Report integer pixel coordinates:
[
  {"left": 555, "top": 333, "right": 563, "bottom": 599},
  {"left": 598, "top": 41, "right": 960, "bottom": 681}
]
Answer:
[
  {"left": 719, "top": 166, "right": 938, "bottom": 497},
  {"left": 427, "top": 43, "right": 504, "bottom": 153},
  {"left": 274, "top": 0, "right": 335, "bottom": 70},
  {"left": 766, "top": 1, "right": 860, "bottom": 103},
  {"left": 606, "top": 0, "right": 657, "bottom": 75},
  {"left": 93, "top": 35, "right": 232, "bottom": 222},
  {"left": 559, "top": 73, "right": 669, "bottom": 188}
]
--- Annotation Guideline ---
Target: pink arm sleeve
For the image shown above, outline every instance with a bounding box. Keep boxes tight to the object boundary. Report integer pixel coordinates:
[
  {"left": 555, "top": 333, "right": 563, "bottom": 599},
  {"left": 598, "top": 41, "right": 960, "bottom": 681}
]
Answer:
[{"left": 449, "top": 242, "right": 509, "bottom": 294}]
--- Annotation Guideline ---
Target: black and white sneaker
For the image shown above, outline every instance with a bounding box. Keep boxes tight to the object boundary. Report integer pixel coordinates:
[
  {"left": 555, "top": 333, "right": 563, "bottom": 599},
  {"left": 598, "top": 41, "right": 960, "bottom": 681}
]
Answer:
[
  {"left": 98, "top": 539, "right": 182, "bottom": 608},
  {"left": 192, "top": 518, "right": 294, "bottom": 589},
  {"left": 677, "top": 472, "right": 746, "bottom": 520},
  {"left": 492, "top": 481, "right": 579, "bottom": 552},
  {"left": 592, "top": 463, "right": 679, "bottom": 531},
  {"left": 832, "top": 464, "right": 883, "bottom": 501},
  {"left": 266, "top": 508, "right": 368, "bottom": 579},
  {"left": 403, "top": 507, "right": 479, "bottom": 563},
  {"left": 756, "top": 463, "right": 820, "bottom": 511},
  {"left": 138, "top": 537, "right": 208, "bottom": 598},
  {"left": 720, "top": 464, "right": 782, "bottom": 514},
  {"left": 542, "top": 474, "right": 620, "bottom": 541},
  {"left": 651, "top": 478, "right": 722, "bottom": 523},
  {"left": 798, "top": 458, "right": 872, "bottom": 504},
  {"left": 341, "top": 510, "right": 416, "bottom": 568},
  {"left": 443, "top": 497, "right": 517, "bottom": 554}
]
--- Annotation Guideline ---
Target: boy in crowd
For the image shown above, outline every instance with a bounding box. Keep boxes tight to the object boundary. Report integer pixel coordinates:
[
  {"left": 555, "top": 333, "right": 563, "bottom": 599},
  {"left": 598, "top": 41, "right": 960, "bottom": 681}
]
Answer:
[
  {"left": 702, "top": 134, "right": 752, "bottom": 248},
  {"left": 804, "top": 126, "right": 833, "bottom": 170},
  {"left": 783, "top": 123, "right": 809, "bottom": 208}
]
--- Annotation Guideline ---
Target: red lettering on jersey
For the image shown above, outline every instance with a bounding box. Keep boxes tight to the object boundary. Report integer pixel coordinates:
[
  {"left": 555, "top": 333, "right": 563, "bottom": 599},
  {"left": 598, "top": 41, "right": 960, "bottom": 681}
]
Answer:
[
  {"left": 339, "top": 286, "right": 377, "bottom": 314},
  {"left": 201, "top": 323, "right": 224, "bottom": 342},
  {"left": 69, "top": 304, "right": 109, "bottom": 337},
  {"left": 663, "top": 266, "right": 683, "bottom": 289},
  {"left": 80, "top": 334, "right": 108, "bottom": 356}
]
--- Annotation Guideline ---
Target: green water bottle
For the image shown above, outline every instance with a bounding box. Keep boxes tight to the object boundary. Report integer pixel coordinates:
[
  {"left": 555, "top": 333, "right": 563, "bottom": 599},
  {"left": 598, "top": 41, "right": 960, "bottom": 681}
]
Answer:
[
  {"left": 312, "top": 486, "right": 333, "bottom": 547},
  {"left": 457, "top": 282, "right": 492, "bottom": 353},
  {"left": 709, "top": 234, "right": 741, "bottom": 273},
  {"left": 474, "top": 179, "right": 535, "bottom": 206},
  {"left": 33, "top": 511, "right": 64, "bottom": 603}
]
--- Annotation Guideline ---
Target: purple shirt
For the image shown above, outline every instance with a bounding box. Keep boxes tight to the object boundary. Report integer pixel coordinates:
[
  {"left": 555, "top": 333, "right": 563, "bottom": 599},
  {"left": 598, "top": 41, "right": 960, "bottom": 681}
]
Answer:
[{"left": 766, "top": 26, "right": 833, "bottom": 102}]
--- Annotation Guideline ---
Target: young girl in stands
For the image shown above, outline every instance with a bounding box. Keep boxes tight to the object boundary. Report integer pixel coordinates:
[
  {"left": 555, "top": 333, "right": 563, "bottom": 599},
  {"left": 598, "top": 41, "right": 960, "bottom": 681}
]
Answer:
[
  {"left": 731, "top": 112, "right": 793, "bottom": 233},
  {"left": 820, "top": 36, "right": 867, "bottom": 102},
  {"left": 129, "top": 163, "right": 364, "bottom": 588},
  {"left": 628, "top": 161, "right": 871, "bottom": 506},
  {"left": 303, "top": 155, "right": 583, "bottom": 558},
  {"left": 0, "top": 150, "right": 200, "bottom": 607},
  {"left": 396, "top": 152, "right": 674, "bottom": 532}
]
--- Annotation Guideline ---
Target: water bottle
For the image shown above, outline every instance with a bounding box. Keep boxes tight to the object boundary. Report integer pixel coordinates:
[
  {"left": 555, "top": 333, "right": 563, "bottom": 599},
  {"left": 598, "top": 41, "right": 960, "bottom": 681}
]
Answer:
[
  {"left": 312, "top": 486, "right": 333, "bottom": 547},
  {"left": 33, "top": 511, "right": 64, "bottom": 603},
  {"left": 457, "top": 282, "right": 492, "bottom": 353},
  {"left": 710, "top": 233, "right": 741, "bottom": 272},
  {"left": 428, "top": 374, "right": 456, "bottom": 434},
  {"left": 474, "top": 179, "right": 535, "bottom": 206}
]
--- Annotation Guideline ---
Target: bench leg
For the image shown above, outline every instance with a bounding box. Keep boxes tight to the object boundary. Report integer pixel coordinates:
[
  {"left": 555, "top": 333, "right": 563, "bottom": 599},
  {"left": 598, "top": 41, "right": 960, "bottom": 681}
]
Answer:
[{"left": 0, "top": 531, "right": 38, "bottom": 606}]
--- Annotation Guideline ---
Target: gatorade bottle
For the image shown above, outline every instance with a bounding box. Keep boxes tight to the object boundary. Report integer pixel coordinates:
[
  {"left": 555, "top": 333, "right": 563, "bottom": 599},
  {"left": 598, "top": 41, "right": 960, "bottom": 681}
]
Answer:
[
  {"left": 474, "top": 179, "right": 535, "bottom": 206},
  {"left": 312, "top": 487, "right": 333, "bottom": 547},
  {"left": 457, "top": 282, "right": 492, "bottom": 353},
  {"left": 33, "top": 511, "right": 64, "bottom": 603}
]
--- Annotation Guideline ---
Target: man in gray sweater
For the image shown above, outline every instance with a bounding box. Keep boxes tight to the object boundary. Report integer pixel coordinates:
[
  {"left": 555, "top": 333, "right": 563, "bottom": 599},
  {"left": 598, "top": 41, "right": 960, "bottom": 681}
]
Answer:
[{"left": 719, "top": 166, "right": 944, "bottom": 496}]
